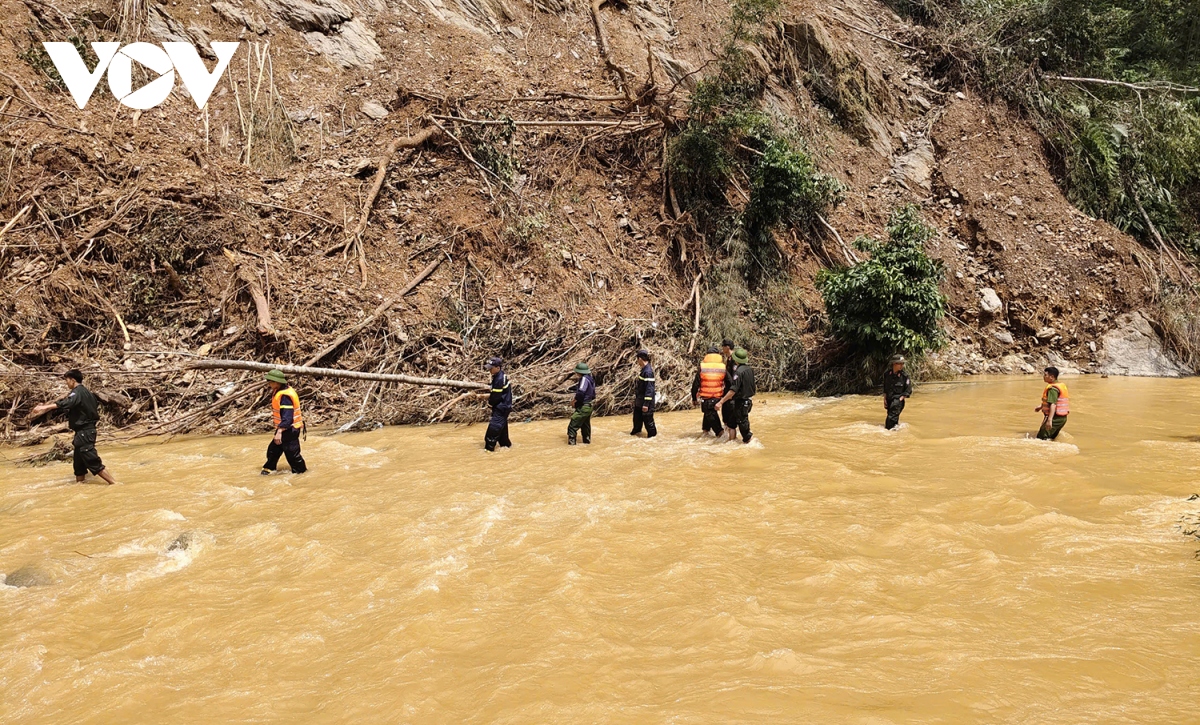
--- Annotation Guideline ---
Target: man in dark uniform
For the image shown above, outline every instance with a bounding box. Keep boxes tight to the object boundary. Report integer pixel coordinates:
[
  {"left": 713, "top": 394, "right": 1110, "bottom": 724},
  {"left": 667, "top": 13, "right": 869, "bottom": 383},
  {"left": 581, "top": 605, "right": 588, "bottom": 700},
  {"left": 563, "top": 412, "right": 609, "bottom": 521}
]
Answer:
[
  {"left": 719, "top": 338, "right": 738, "bottom": 434},
  {"left": 479, "top": 356, "right": 513, "bottom": 451},
  {"left": 30, "top": 369, "right": 118, "bottom": 484},
  {"left": 568, "top": 362, "right": 595, "bottom": 445},
  {"left": 882, "top": 354, "right": 912, "bottom": 430},
  {"left": 630, "top": 349, "right": 657, "bottom": 438},
  {"left": 717, "top": 347, "right": 756, "bottom": 443}
]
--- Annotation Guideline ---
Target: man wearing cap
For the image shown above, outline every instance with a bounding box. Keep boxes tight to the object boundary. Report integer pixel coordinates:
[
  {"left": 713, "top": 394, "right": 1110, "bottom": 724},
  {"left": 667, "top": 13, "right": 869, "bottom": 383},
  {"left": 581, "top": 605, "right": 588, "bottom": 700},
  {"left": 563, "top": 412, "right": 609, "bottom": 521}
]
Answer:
[
  {"left": 717, "top": 348, "right": 756, "bottom": 443},
  {"left": 29, "top": 369, "right": 118, "bottom": 484},
  {"left": 567, "top": 362, "right": 596, "bottom": 445},
  {"left": 630, "top": 349, "right": 657, "bottom": 438},
  {"left": 262, "top": 369, "right": 307, "bottom": 474},
  {"left": 882, "top": 354, "right": 912, "bottom": 430},
  {"left": 479, "top": 357, "right": 513, "bottom": 451},
  {"left": 691, "top": 345, "right": 725, "bottom": 436}
]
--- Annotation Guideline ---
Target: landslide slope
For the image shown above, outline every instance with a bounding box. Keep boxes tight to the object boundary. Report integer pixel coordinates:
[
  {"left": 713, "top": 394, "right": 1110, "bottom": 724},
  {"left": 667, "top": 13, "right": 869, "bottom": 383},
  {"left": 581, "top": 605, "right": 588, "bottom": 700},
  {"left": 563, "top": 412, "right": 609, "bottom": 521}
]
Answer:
[{"left": 0, "top": 0, "right": 1186, "bottom": 439}]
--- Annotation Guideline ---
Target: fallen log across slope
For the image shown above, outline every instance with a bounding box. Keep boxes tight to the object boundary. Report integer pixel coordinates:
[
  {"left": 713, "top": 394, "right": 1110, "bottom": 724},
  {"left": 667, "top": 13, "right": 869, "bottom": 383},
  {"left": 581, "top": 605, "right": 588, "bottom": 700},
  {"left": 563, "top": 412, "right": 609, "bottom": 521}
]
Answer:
[{"left": 187, "top": 360, "right": 488, "bottom": 390}]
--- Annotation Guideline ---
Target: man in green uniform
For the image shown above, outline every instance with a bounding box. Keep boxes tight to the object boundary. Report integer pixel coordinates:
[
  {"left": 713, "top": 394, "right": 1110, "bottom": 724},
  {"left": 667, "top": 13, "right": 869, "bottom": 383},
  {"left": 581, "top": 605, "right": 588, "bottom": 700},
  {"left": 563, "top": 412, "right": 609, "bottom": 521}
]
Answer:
[
  {"left": 567, "top": 362, "right": 595, "bottom": 445},
  {"left": 30, "top": 369, "right": 118, "bottom": 484},
  {"left": 717, "top": 347, "right": 756, "bottom": 443},
  {"left": 1035, "top": 366, "right": 1070, "bottom": 440},
  {"left": 882, "top": 354, "right": 912, "bottom": 430}
]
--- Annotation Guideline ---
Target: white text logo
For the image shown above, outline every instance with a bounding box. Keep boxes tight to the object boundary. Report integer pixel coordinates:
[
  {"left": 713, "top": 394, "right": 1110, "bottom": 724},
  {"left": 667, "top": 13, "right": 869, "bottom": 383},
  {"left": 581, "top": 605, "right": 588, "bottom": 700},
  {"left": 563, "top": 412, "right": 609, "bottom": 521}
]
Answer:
[{"left": 42, "top": 41, "right": 240, "bottom": 110}]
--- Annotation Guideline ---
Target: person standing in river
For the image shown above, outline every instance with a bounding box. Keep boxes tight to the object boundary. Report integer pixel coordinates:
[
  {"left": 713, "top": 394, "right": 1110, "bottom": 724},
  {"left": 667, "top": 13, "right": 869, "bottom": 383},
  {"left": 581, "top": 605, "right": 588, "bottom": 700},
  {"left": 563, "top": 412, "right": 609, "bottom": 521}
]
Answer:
[
  {"left": 1035, "top": 366, "right": 1069, "bottom": 440},
  {"left": 630, "top": 349, "right": 657, "bottom": 438},
  {"left": 29, "top": 369, "right": 118, "bottom": 485},
  {"left": 717, "top": 348, "right": 756, "bottom": 443},
  {"left": 479, "top": 357, "right": 513, "bottom": 451},
  {"left": 691, "top": 345, "right": 725, "bottom": 437},
  {"left": 719, "top": 339, "right": 738, "bottom": 433},
  {"left": 262, "top": 369, "right": 307, "bottom": 475},
  {"left": 567, "top": 362, "right": 595, "bottom": 445},
  {"left": 882, "top": 354, "right": 913, "bottom": 430}
]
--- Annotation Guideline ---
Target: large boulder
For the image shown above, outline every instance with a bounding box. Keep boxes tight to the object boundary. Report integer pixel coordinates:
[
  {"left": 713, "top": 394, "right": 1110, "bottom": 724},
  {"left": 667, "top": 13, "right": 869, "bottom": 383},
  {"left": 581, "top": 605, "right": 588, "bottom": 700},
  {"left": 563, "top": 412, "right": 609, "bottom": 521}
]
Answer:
[{"left": 1099, "top": 311, "right": 1191, "bottom": 377}]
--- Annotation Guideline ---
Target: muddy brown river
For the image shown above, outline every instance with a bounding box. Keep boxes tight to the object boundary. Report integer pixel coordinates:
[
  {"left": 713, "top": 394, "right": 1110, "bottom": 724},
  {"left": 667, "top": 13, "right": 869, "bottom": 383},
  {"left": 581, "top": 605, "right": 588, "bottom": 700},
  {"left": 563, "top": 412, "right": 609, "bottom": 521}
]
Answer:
[{"left": 2, "top": 376, "right": 1198, "bottom": 723}]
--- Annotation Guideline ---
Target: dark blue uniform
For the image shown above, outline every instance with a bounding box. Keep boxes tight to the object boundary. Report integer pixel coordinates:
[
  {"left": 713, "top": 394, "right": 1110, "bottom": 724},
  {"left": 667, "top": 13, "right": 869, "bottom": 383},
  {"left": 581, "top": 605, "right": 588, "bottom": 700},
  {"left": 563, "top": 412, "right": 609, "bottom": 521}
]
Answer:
[
  {"left": 56, "top": 384, "right": 105, "bottom": 477},
  {"left": 485, "top": 371, "right": 513, "bottom": 451},
  {"left": 630, "top": 362, "right": 657, "bottom": 438}
]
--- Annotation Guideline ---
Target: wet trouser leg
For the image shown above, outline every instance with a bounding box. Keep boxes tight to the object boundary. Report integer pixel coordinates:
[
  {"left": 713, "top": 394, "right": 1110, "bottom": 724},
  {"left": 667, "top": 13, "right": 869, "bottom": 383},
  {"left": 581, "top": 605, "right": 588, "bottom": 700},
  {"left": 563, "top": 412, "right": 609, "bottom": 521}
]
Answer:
[
  {"left": 263, "top": 427, "right": 306, "bottom": 473},
  {"left": 568, "top": 403, "right": 593, "bottom": 444},
  {"left": 486, "top": 409, "right": 512, "bottom": 451},
  {"left": 700, "top": 399, "right": 722, "bottom": 435},
  {"left": 72, "top": 427, "right": 105, "bottom": 478},
  {"left": 1037, "top": 415, "right": 1068, "bottom": 440},
  {"left": 631, "top": 406, "right": 657, "bottom": 437},
  {"left": 735, "top": 399, "right": 753, "bottom": 443},
  {"left": 885, "top": 398, "right": 905, "bottom": 430},
  {"left": 721, "top": 400, "right": 737, "bottom": 432}
]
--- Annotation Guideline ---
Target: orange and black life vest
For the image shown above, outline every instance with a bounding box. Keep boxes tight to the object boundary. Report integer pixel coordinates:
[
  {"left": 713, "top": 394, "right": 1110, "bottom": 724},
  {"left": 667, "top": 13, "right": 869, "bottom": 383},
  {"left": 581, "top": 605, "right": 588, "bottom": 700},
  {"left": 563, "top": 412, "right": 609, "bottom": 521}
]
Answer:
[
  {"left": 698, "top": 353, "right": 725, "bottom": 399},
  {"left": 271, "top": 386, "right": 304, "bottom": 429},
  {"left": 1041, "top": 382, "right": 1069, "bottom": 417}
]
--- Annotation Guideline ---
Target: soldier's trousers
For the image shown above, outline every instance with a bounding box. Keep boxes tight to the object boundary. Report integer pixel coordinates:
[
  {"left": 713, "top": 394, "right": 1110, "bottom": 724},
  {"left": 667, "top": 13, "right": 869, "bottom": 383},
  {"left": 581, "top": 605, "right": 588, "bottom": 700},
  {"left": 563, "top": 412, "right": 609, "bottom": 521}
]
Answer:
[
  {"left": 631, "top": 406, "right": 657, "bottom": 438},
  {"left": 72, "top": 426, "right": 105, "bottom": 477},
  {"left": 1037, "top": 415, "right": 1067, "bottom": 440},
  {"left": 700, "top": 398, "right": 723, "bottom": 435},
  {"left": 885, "top": 398, "right": 905, "bottom": 430},
  {"left": 568, "top": 403, "right": 592, "bottom": 444},
  {"left": 264, "top": 427, "right": 307, "bottom": 473},
  {"left": 486, "top": 409, "right": 512, "bottom": 451}
]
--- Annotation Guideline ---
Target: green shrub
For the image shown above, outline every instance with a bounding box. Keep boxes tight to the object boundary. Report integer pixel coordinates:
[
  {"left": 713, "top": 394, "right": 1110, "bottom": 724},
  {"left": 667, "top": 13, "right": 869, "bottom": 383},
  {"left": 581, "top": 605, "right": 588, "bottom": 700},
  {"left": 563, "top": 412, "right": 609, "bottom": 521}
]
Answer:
[{"left": 817, "top": 205, "right": 947, "bottom": 360}]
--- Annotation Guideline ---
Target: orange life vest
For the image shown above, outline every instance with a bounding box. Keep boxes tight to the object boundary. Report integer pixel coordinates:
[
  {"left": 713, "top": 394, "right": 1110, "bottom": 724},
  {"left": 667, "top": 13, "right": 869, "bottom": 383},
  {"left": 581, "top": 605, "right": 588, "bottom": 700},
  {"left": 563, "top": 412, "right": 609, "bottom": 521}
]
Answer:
[
  {"left": 698, "top": 353, "right": 725, "bottom": 399},
  {"left": 1041, "top": 382, "right": 1069, "bottom": 417},
  {"left": 271, "top": 386, "right": 304, "bottom": 429}
]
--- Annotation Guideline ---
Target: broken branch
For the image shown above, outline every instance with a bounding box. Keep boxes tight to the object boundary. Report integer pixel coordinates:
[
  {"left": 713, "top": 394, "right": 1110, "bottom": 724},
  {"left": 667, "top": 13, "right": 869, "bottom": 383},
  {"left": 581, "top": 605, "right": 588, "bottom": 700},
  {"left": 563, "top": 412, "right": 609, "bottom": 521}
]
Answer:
[
  {"left": 189, "top": 359, "right": 488, "bottom": 390},
  {"left": 222, "top": 247, "right": 275, "bottom": 336}
]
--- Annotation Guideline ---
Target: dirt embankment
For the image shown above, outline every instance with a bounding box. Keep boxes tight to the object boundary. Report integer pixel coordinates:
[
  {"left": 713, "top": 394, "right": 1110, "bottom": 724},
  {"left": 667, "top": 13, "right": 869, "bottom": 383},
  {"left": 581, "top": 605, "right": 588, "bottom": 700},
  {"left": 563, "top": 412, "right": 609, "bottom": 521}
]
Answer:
[{"left": 0, "top": 0, "right": 1190, "bottom": 447}]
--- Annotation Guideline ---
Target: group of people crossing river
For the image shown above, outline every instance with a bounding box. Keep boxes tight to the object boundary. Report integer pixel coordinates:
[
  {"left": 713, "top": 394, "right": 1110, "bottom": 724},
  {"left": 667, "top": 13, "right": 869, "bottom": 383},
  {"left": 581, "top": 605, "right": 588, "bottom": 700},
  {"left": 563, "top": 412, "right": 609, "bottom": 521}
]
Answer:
[{"left": 26, "top": 346, "right": 1072, "bottom": 483}]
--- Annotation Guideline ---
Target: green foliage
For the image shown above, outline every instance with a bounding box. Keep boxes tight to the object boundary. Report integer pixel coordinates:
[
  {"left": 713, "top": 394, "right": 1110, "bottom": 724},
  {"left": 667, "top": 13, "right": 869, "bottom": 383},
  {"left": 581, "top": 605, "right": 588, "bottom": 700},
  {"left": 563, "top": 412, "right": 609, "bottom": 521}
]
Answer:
[
  {"left": 19, "top": 37, "right": 93, "bottom": 92},
  {"left": 885, "top": 0, "right": 1200, "bottom": 253},
  {"left": 817, "top": 206, "right": 947, "bottom": 360},
  {"left": 462, "top": 116, "right": 518, "bottom": 184}
]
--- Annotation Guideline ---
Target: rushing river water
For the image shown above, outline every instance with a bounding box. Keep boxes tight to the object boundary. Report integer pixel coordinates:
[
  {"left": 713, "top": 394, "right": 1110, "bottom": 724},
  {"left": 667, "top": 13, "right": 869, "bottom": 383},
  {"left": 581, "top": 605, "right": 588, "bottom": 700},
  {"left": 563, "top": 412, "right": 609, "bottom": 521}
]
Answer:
[{"left": 2, "top": 376, "right": 1198, "bottom": 723}]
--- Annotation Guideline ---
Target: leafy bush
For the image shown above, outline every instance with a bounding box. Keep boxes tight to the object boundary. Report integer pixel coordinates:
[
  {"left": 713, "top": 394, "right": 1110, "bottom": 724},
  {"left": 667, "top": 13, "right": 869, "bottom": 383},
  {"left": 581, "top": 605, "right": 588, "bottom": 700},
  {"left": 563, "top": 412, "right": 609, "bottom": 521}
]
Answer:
[{"left": 817, "top": 206, "right": 947, "bottom": 360}]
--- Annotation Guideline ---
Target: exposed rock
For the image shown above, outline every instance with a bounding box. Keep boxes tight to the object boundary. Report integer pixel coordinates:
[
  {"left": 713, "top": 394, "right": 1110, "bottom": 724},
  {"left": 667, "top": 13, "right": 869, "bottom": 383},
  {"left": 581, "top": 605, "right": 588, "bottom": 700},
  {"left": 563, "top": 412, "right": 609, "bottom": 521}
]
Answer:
[
  {"left": 302, "top": 19, "right": 383, "bottom": 68},
  {"left": 979, "top": 287, "right": 1002, "bottom": 314},
  {"left": 259, "top": 0, "right": 350, "bottom": 32},
  {"left": 419, "top": 0, "right": 515, "bottom": 34},
  {"left": 147, "top": 6, "right": 216, "bottom": 59},
  {"left": 892, "top": 139, "right": 934, "bottom": 191},
  {"left": 212, "top": 2, "right": 269, "bottom": 35},
  {"left": 1099, "top": 311, "right": 1191, "bottom": 377},
  {"left": 4, "top": 565, "right": 51, "bottom": 588},
  {"left": 993, "top": 330, "right": 1014, "bottom": 345},
  {"left": 1035, "top": 327, "right": 1057, "bottom": 340},
  {"left": 360, "top": 100, "right": 389, "bottom": 120},
  {"left": 167, "top": 532, "right": 196, "bottom": 552}
]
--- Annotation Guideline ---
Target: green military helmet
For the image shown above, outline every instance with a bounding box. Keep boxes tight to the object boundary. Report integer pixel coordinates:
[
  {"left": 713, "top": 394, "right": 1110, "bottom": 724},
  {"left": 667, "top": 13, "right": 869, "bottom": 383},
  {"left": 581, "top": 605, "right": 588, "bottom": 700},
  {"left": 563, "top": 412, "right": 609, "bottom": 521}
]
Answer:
[
  {"left": 264, "top": 369, "right": 287, "bottom": 384},
  {"left": 574, "top": 362, "right": 591, "bottom": 375},
  {"left": 732, "top": 348, "right": 749, "bottom": 364},
  {"left": 889, "top": 354, "right": 906, "bottom": 365}
]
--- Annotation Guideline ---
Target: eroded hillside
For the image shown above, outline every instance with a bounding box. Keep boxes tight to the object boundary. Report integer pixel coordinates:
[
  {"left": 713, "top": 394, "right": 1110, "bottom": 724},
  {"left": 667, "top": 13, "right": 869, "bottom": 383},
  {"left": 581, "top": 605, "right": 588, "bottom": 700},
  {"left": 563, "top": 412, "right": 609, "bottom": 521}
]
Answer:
[{"left": 0, "top": 0, "right": 1190, "bottom": 442}]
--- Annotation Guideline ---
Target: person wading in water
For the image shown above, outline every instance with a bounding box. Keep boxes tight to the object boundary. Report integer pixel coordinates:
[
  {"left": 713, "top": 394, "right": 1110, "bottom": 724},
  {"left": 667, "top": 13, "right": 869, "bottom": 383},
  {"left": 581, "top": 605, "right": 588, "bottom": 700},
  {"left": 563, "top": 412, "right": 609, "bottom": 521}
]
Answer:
[
  {"left": 882, "top": 354, "right": 913, "bottom": 430},
  {"left": 567, "top": 362, "right": 595, "bottom": 445},
  {"left": 1035, "top": 366, "right": 1070, "bottom": 440},
  {"left": 630, "top": 349, "right": 657, "bottom": 438},
  {"left": 478, "top": 357, "right": 513, "bottom": 451},
  {"left": 30, "top": 369, "right": 118, "bottom": 485},
  {"left": 716, "top": 347, "right": 756, "bottom": 443},
  {"left": 262, "top": 370, "right": 307, "bottom": 475},
  {"left": 691, "top": 345, "right": 726, "bottom": 437}
]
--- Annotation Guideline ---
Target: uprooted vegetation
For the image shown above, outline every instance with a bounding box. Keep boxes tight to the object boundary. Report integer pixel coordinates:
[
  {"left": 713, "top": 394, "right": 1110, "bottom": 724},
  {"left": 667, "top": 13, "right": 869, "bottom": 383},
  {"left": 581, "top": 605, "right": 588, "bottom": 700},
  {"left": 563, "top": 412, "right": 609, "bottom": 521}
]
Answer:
[{"left": 0, "top": 0, "right": 1196, "bottom": 447}]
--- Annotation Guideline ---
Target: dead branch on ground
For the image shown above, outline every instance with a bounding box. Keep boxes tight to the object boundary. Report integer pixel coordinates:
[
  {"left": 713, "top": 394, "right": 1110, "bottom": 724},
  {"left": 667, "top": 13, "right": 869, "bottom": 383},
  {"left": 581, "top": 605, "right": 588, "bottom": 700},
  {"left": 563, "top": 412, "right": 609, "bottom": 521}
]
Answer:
[
  {"left": 189, "top": 359, "right": 488, "bottom": 389},
  {"left": 222, "top": 248, "right": 275, "bottom": 336}
]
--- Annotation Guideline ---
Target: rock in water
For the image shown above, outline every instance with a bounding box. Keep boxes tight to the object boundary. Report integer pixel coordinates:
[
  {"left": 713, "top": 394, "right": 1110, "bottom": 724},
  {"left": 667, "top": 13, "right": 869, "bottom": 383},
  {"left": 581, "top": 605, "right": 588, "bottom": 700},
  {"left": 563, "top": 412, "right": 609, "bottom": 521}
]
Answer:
[
  {"left": 4, "top": 565, "right": 52, "bottom": 588},
  {"left": 1099, "top": 312, "right": 1191, "bottom": 377},
  {"left": 167, "top": 532, "right": 196, "bottom": 552}
]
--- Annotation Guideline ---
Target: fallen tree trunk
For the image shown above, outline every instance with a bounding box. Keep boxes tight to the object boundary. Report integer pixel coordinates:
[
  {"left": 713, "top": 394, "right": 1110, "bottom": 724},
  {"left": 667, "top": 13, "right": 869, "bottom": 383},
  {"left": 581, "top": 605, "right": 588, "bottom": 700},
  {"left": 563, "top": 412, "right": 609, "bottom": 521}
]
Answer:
[
  {"left": 188, "top": 359, "right": 487, "bottom": 390},
  {"left": 305, "top": 253, "right": 445, "bottom": 367}
]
